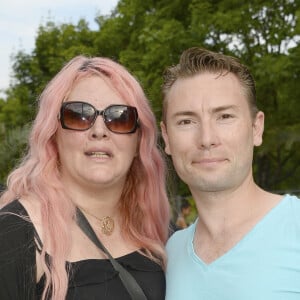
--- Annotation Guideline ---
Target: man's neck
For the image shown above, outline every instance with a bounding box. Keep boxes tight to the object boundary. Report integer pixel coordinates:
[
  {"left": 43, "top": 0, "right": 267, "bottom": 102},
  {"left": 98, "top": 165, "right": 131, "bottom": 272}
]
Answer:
[{"left": 191, "top": 185, "right": 282, "bottom": 264}]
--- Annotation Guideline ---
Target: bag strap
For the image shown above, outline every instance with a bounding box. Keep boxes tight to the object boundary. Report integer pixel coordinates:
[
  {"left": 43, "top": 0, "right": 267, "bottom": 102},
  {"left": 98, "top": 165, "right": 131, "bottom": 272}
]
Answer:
[{"left": 76, "top": 208, "right": 147, "bottom": 300}]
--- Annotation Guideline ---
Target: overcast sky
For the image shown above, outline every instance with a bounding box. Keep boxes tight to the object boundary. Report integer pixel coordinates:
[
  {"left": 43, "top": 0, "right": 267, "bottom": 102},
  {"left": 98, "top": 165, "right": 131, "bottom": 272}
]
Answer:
[{"left": 0, "top": 0, "right": 119, "bottom": 97}]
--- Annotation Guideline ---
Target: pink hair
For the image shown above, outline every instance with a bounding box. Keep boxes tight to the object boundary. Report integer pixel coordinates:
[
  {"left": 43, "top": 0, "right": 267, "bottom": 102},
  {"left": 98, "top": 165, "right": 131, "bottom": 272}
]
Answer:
[{"left": 1, "top": 56, "right": 170, "bottom": 299}]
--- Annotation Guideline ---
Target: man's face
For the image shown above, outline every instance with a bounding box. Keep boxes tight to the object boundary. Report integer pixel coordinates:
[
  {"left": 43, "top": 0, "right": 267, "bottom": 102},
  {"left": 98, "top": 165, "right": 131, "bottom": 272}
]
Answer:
[{"left": 161, "top": 72, "right": 264, "bottom": 194}]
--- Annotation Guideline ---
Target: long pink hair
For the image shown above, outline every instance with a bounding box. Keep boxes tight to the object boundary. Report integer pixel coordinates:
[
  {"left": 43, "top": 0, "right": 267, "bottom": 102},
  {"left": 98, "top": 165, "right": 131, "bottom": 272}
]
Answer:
[{"left": 0, "top": 56, "right": 170, "bottom": 299}]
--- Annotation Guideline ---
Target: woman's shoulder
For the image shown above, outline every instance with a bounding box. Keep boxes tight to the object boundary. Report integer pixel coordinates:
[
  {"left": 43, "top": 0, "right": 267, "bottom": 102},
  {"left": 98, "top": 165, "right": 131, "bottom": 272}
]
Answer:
[
  {"left": 0, "top": 199, "right": 30, "bottom": 223},
  {"left": 0, "top": 199, "right": 35, "bottom": 257},
  {"left": 0, "top": 199, "right": 33, "bottom": 230},
  {"left": 1, "top": 199, "right": 25, "bottom": 212},
  {"left": 0, "top": 201, "right": 37, "bottom": 300}
]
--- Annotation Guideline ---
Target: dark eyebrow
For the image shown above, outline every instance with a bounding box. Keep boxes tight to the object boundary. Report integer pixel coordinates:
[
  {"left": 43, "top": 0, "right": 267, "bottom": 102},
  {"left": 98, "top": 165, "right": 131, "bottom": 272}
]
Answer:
[
  {"left": 211, "top": 105, "right": 239, "bottom": 113},
  {"left": 172, "top": 111, "right": 197, "bottom": 118},
  {"left": 172, "top": 105, "right": 239, "bottom": 118}
]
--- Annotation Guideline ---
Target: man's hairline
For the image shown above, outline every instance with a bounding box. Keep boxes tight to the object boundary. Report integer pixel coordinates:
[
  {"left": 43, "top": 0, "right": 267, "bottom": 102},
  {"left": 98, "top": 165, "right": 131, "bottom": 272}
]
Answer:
[{"left": 162, "top": 70, "right": 255, "bottom": 125}]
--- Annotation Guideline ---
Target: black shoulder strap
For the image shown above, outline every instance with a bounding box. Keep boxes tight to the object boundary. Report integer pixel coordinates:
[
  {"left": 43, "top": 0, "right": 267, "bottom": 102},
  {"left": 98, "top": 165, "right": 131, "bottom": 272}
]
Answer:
[{"left": 76, "top": 208, "right": 147, "bottom": 300}]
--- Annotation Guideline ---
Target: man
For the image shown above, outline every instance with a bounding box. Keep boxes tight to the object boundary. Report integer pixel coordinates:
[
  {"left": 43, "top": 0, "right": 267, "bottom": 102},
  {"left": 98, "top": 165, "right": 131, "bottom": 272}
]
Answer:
[{"left": 161, "top": 47, "right": 300, "bottom": 299}]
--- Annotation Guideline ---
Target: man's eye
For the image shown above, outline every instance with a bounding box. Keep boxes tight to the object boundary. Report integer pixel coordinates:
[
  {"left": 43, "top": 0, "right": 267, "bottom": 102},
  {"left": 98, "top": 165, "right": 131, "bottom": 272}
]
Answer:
[
  {"left": 220, "top": 114, "right": 234, "bottom": 120},
  {"left": 177, "top": 119, "right": 192, "bottom": 125}
]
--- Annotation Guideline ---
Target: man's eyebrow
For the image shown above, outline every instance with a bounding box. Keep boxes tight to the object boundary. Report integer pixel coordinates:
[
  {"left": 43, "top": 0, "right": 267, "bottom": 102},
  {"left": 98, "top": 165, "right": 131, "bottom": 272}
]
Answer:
[
  {"left": 172, "top": 111, "right": 197, "bottom": 118},
  {"left": 211, "top": 105, "right": 239, "bottom": 113},
  {"left": 171, "top": 105, "right": 239, "bottom": 117}
]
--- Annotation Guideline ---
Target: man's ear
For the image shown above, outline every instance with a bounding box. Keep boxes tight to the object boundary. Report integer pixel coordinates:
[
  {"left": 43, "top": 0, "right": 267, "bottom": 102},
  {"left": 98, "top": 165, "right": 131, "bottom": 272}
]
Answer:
[
  {"left": 253, "top": 111, "right": 264, "bottom": 147},
  {"left": 160, "top": 121, "right": 171, "bottom": 155}
]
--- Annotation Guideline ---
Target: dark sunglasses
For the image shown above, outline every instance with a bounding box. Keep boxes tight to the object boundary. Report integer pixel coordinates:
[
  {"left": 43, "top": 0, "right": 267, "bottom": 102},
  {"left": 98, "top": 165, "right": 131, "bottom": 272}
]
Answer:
[{"left": 59, "top": 101, "right": 139, "bottom": 134}]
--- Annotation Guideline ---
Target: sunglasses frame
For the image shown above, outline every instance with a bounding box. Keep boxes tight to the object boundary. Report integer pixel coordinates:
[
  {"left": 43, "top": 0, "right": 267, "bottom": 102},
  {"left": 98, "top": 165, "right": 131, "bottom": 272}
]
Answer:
[{"left": 59, "top": 101, "right": 139, "bottom": 134}]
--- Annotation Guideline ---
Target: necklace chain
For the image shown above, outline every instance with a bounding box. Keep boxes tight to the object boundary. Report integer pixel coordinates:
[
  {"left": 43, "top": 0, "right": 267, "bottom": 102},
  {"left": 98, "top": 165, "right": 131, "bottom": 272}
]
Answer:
[{"left": 78, "top": 206, "right": 115, "bottom": 236}]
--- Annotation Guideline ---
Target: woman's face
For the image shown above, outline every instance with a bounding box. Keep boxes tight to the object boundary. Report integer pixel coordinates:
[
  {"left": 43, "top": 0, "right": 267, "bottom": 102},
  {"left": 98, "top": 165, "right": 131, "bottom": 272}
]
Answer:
[{"left": 56, "top": 76, "right": 139, "bottom": 192}]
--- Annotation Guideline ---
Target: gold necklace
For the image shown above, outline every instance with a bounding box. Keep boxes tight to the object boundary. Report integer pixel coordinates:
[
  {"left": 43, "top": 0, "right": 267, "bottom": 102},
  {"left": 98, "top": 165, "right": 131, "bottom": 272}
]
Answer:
[{"left": 79, "top": 206, "right": 115, "bottom": 236}]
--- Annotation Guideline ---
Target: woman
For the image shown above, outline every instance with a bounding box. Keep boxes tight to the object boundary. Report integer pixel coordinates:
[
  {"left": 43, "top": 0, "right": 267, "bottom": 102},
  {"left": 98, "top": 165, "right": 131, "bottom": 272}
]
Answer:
[{"left": 0, "top": 56, "right": 170, "bottom": 299}]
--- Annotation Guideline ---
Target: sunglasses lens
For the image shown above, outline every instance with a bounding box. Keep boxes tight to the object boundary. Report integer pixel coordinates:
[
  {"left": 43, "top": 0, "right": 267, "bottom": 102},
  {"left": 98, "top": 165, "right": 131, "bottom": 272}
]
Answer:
[
  {"left": 62, "top": 102, "right": 95, "bottom": 130},
  {"left": 60, "top": 102, "right": 138, "bottom": 133},
  {"left": 104, "top": 106, "right": 138, "bottom": 133}
]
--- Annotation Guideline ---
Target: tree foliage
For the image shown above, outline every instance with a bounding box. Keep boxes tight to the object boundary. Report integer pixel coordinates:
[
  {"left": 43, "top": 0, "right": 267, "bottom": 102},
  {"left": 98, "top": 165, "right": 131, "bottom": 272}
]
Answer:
[{"left": 0, "top": 0, "right": 299, "bottom": 195}]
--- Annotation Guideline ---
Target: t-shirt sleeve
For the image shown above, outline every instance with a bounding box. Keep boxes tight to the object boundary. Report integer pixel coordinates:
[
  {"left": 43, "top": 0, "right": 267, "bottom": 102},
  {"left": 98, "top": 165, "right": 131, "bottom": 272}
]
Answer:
[{"left": 0, "top": 203, "right": 37, "bottom": 300}]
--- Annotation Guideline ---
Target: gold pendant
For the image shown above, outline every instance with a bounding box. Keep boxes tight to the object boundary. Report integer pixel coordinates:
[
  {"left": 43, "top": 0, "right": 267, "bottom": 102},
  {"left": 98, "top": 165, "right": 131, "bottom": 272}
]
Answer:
[{"left": 100, "top": 216, "right": 114, "bottom": 235}]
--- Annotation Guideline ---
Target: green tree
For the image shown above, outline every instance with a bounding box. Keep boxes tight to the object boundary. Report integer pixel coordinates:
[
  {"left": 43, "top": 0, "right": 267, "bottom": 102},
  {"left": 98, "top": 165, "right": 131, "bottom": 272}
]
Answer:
[
  {"left": 0, "top": 0, "right": 299, "bottom": 195},
  {"left": 0, "top": 19, "right": 99, "bottom": 181},
  {"left": 0, "top": 125, "right": 30, "bottom": 183}
]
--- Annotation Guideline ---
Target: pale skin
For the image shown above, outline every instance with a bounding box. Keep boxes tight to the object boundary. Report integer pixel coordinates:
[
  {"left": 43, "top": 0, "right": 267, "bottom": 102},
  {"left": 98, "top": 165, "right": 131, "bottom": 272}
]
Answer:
[
  {"left": 161, "top": 72, "right": 282, "bottom": 264},
  {"left": 20, "top": 76, "right": 140, "bottom": 280}
]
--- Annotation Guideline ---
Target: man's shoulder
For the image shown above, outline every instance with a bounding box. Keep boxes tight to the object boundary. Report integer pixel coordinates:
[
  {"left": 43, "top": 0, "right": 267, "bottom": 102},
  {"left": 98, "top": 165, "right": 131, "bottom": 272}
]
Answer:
[
  {"left": 285, "top": 194, "right": 300, "bottom": 212},
  {"left": 274, "top": 194, "right": 300, "bottom": 228},
  {"left": 285, "top": 194, "right": 300, "bottom": 201},
  {"left": 167, "top": 222, "right": 195, "bottom": 251},
  {"left": 282, "top": 194, "right": 300, "bottom": 208}
]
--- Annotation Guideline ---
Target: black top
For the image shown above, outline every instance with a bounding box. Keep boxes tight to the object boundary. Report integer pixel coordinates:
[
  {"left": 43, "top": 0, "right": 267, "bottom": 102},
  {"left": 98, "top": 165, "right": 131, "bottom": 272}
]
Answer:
[{"left": 0, "top": 200, "right": 166, "bottom": 300}]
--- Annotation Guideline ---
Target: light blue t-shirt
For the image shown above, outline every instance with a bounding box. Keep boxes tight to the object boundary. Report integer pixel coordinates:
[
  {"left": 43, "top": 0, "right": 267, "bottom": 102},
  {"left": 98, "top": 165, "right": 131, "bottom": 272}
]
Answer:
[{"left": 166, "top": 195, "right": 300, "bottom": 300}]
